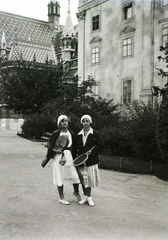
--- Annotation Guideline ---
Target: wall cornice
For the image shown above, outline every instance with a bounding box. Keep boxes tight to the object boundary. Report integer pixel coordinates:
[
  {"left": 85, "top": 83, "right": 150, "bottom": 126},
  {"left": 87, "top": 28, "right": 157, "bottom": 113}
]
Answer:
[{"left": 78, "top": 0, "right": 109, "bottom": 12}]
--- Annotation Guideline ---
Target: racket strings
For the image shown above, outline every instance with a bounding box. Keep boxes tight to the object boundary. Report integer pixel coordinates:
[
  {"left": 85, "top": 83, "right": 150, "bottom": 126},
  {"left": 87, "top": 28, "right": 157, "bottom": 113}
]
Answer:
[{"left": 73, "top": 154, "right": 87, "bottom": 166}]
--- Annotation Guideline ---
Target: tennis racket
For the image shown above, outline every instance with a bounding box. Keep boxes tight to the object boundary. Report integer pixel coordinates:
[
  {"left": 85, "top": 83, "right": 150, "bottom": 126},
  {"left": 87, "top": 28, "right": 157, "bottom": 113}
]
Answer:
[{"left": 73, "top": 146, "right": 95, "bottom": 167}]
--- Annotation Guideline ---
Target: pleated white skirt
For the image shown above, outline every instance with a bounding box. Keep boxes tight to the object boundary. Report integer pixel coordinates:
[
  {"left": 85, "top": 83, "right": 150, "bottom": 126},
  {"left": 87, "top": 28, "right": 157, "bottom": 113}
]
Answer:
[{"left": 78, "top": 164, "right": 100, "bottom": 188}]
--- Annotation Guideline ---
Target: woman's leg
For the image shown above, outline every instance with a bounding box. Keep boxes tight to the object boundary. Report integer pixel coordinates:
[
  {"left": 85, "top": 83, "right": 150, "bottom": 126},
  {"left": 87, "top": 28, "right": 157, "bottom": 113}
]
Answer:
[
  {"left": 73, "top": 184, "right": 81, "bottom": 201},
  {"left": 85, "top": 187, "right": 91, "bottom": 197},
  {"left": 86, "top": 187, "right": 94, "bottom": 207},
  {"left": 57, "top": 185, "right": 69, "bottom": 205},
  {"left": 78, "top": 184, "right": 87, "bottom": 204},
  {"left": 82, "top": 184, "right": 86, "bottom": 195},
  {"left": 57, "top": 185, "right": 64, "bottom": 199},
  {"left": 73, "top": 183, "right": 79, "bottom": 193}
]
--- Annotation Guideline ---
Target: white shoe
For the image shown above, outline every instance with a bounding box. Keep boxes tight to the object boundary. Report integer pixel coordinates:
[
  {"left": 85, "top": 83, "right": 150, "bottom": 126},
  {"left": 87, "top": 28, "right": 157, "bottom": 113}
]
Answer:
[
  {"left": 87, "top": 197, "right": 94, "bottom": 207},
  {"left": 59, "top": 199, "right": 69, "bottom": 205},
  {"left": 79, "top": 196, "right": 87, "bottom": 205}
]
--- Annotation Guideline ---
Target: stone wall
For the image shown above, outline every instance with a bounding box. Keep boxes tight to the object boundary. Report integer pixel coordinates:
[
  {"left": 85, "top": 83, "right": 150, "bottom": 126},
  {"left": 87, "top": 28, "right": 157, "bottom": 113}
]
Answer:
[{"left": 0, "top": 118, "right": 24, "bottom": 132}]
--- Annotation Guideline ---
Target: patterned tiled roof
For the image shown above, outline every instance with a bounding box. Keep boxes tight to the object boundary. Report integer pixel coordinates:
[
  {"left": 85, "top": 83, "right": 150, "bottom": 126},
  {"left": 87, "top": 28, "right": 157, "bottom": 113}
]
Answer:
[
  {"left": 9, "top": 41, "right": 57, "bottom": 63},
  {"left": 0, "top": 11, "right": 61, "bottom": 63}
]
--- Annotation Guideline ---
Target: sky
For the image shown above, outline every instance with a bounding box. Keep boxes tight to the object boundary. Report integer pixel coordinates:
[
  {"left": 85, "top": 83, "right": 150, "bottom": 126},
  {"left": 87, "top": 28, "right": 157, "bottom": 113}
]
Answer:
[{"left": 0, "top": 0, "right": 79, "bottom": 25}]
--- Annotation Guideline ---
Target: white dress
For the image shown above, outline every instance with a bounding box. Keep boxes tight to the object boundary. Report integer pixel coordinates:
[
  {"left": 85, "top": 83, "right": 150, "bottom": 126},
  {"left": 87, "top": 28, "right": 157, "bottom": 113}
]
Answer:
[{"left": 52, "top": 131, "right": 80, "bottom": 186}]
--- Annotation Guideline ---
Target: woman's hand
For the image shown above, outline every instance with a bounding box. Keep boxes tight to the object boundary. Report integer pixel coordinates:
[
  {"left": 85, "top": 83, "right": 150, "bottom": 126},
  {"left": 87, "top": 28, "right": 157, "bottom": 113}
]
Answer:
[{"left": 87, "top": 150, "right": 92, "bottom": 155}]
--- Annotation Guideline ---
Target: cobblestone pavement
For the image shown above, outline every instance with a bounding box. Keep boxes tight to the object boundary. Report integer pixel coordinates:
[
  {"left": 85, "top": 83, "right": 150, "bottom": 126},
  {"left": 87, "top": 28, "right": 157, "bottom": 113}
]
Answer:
[{"left": 0, "top": 130, "right": 168, "bottom": 240}]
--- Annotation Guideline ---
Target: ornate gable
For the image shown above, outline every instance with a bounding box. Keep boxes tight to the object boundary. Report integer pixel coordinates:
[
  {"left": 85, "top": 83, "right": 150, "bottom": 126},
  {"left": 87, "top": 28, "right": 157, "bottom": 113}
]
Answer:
[
  {"left": 120, "top": 25, "right": 135, "bottom": 35},
  {"left": 89, "top": 36, "right": 102, "bottom": 44}
]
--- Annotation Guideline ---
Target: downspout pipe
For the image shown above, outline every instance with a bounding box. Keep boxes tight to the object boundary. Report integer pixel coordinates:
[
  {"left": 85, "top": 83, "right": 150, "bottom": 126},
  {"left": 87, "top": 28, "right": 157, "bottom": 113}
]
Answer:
[{"left": 151, "top": 0, "right": 155, "bottom": 106}]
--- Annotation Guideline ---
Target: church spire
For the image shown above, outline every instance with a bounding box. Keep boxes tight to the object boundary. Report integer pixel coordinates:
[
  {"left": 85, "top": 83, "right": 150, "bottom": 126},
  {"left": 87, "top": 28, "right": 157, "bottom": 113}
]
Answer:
[
  {"left": 68, "top": 0, "right": 70, "bottom": 13},
  {"left": 63, "top": 0, "right": 74, "bottom": 36}
]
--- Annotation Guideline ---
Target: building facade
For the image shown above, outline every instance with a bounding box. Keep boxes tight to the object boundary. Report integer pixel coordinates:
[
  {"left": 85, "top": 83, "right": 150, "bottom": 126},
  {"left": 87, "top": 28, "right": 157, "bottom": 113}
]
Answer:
[{"left": 77, "top": 0, "right": 168, "bottom": 105}]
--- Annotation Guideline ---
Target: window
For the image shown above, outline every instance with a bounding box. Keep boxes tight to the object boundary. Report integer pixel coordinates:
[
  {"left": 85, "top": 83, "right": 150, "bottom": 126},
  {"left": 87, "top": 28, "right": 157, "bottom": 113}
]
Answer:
[
  {"left": 124, "top": 3, "right": 132, "bottom": 19},
  {"left": 123, "top": 80, "right": 131, "bottom": 104},
  {"left": 92, "top": 15, "right": 99, "bottom": 31},
  {"left": 163, "top": 0, "right": 168, "bottom": 6},
  {"left": 92, "top": 82, "right": 100, "bottom": 96},
  {"left": 92, "top": 47, "right": 99, "bottom": 64},
  {"left": 163, "top": 27, "right": 168, "bottom": 45},
  {"left": 123, "top": 37, "right": 132, "bottom": 57},
  {"left": 162, "top": 74, "right": 168, "bottom": 87}
]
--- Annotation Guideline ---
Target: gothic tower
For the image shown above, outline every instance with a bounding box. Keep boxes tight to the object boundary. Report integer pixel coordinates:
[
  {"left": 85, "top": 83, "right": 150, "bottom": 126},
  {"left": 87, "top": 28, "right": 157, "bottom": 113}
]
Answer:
[
  {"left": 48, "top": 0, "right": 60, "bottom": 30},
  {"left": 61, "top": 0, "right": 76, "bottom": 62}
]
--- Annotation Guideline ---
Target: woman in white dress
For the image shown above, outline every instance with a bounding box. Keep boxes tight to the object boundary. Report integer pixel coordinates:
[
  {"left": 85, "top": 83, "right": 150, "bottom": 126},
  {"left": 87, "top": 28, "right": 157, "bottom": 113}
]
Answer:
[{"left": 45, "top": 115, "right": 80, "bottom": 205}]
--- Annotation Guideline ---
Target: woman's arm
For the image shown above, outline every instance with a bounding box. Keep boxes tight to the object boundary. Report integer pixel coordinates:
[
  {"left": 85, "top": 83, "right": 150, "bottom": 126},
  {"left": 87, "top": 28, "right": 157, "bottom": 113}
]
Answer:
[{"left": 91, "top": 131, "right": 103, "bottom": 156}]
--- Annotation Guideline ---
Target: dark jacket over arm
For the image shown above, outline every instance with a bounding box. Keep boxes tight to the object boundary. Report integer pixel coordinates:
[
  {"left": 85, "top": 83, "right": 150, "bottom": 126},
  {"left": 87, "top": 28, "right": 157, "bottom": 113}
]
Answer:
[{"left": 46, "top": 129, "right": 75, "bottom": 161}]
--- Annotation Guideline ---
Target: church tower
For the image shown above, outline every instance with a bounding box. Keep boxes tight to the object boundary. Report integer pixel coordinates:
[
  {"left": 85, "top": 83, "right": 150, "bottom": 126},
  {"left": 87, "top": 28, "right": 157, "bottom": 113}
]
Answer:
[
  {"left": 61, "top": 0, "right": 76, "bottom": 62},
  {"left": 48, "top": 0, "right": 60, "bottom": 30}
]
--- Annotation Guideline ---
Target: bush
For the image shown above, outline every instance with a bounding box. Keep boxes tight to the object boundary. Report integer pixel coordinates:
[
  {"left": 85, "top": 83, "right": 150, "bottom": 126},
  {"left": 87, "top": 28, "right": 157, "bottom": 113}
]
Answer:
[
  {"left": 156, "top": 89, "right": 168, "bottom": 163},
  {"left": 125, "top": 101, "right": 161, "bottom": 162},
  {"left": 21, "top": 114, "right": 44, "bottom": 139},
  {"left": 21, "top": 93, "right": 121, "bottom": 145}
]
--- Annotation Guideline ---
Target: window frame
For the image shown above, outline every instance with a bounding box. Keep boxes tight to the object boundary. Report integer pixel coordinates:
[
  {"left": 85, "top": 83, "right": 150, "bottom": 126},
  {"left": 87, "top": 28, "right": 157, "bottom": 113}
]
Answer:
[
  {"left": 122, "top": 34, "right": 134, "bottom": 59},
  {"left": 122, "top": 1, "right": 134, "bottom": 23},
  {"left": 124, "top": 3, "right": 132, "bottom": 20},
  {"left": 162, "top": 27, "right": 168, "bottom": 46},
  {"left": 122, "top": 78, "right": 133, "bottom": 104},
  {"left": 91, "top": 11, "right": 101, "bottom": 33},
  {"left": 92, "top": 81, "right": 101, "bottom": 96},
  {"left": 91, "top": 45, "right": 100, "bottom": 65},
  {"left": 92, "top": 15, "right": 99, "bottom": 31}
]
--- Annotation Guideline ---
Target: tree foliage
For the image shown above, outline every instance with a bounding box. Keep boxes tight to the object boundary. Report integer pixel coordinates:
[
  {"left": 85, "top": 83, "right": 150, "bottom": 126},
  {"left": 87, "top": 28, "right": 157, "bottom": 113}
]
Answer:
[
  {"left": 155, "top": 44, "right": 168, "bottom": 162},
  {"left": 2, "top": 60, "right": 63, "bottom": 114},
  {"left": 21, "top": 75, "right": 120, "bottom": 144},
  {"left": 123, "top": 101, "right": 160, "bottom": 161}
]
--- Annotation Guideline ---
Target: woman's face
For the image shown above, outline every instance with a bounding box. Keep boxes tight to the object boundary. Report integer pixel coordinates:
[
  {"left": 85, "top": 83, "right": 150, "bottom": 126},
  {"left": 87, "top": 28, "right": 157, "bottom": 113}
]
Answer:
[
  {"left": 60, "top": 118, "right": 68, "bottom": 128},
  {"left": 82, "top": 118, "right": 91, "bottom": 129}
]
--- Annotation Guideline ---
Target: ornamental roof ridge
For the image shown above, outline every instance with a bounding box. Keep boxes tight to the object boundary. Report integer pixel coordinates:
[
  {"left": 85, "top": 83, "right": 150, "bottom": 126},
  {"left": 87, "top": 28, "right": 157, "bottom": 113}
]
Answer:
[{"left": 16, "top": 39, "right": 51, "bottom": 47}]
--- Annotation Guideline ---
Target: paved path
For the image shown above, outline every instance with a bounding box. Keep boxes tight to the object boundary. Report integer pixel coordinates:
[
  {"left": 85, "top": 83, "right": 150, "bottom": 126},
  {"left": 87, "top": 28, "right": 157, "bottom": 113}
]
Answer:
[{"left": 0, "top": 130, "right": 168, "bottom": 240}]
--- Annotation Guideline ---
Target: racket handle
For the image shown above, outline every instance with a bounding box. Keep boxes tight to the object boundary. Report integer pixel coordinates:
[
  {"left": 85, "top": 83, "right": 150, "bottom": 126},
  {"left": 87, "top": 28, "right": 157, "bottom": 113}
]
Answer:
[
  {"left": 87, "top": 146, "right": 95, "bottom": 154},
  {"left": 41, "top": 158, "right": 50, "bottom": 168}
]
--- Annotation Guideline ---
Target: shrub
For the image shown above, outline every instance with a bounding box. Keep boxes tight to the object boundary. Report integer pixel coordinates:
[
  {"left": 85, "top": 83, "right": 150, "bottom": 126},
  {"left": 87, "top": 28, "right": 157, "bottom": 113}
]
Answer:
[
  {"left": 125, "top": 101, "right": 161, "bottom": 162},
  {"left": 21, "top": 113, "right": 44, "bottom": 139},
  {"left": 99, "top": 124, "right": 132, "bottom": 156},
  {"left": 156, "top": 89, "right": 168, "bottom": 163}
]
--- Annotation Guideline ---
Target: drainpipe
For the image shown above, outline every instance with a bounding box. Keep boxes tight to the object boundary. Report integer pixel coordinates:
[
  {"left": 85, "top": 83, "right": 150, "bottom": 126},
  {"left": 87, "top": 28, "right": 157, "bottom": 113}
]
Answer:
[
  {"left": 151, "top": 0, "right": 155, "bottom": 106},
  {"left": 77, "top": 9, "right": 86, "bottom": 82},
  {"left": 83, "top": 10, "right": 86, "bottom": 81}
]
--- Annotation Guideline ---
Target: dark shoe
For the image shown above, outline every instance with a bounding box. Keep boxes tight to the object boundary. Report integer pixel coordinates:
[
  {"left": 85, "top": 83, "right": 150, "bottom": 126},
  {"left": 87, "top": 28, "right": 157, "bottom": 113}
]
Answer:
[{"left": 73, "top": 192, "right": 82, "bottom": 201}]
